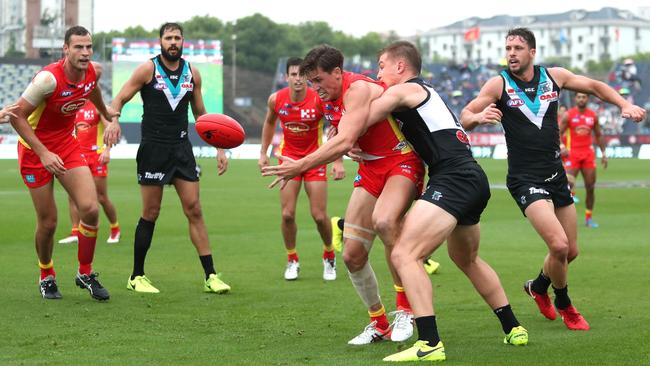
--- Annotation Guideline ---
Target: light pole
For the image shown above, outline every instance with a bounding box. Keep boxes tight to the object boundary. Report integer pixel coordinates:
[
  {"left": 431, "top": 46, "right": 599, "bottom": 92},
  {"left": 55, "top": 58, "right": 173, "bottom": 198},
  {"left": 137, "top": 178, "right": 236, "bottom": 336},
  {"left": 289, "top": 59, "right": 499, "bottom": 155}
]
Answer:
[{"left": 231, "top": 32, "right": 237, "bottom": 101}]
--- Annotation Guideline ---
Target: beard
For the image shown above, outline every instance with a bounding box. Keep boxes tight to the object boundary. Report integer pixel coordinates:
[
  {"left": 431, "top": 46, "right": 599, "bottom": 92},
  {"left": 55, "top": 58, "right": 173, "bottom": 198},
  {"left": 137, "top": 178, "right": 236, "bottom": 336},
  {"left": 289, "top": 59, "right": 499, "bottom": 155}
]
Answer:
[{"left": 161, "top": 45, "right": 183, "bottom": 62}]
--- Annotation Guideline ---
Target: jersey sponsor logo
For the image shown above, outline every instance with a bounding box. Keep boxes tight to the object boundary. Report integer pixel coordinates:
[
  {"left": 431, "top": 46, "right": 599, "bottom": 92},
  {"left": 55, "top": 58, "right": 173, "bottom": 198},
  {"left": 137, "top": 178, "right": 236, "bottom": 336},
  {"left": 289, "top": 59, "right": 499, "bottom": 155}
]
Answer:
[
  {"left": 61, "top": 99, "right": 87, "bottom": 114},
  {"left": 300, "top": 109, "right": 316, "bottom": 120},
  {"left": 456, "top": 130, "right": 469, "bottom": 144},
  {"left": 507, "top": 98, "right": 525, "bottom": 107},
  {"left": 539, "top": 91, "right": 558, "bottom": 102},
  {"left": 180, "top": 83, "right": 194, "bottom": 91},
  {"left": 525, "top": 87, "right": 536, "bottom": 93},
  {"left": 169, "top": 75, "right": 179, "bottom": 80},
  {"left": 180, "top": 130, "right": 187, "bottom": 138},
  {"left": 278, "top": 108, "right": 289, "bottom": 116},
  {"left": 392, "top": 141, "right": 408, "bottom": 151},
  {"left": 324, "top": 113, "right": 334, "bottom": 121},
  {"left": 144, "top": 171, "right": 166, "bottom": 181},
  {"left": 539, "top": 81, "right": 553, "bottom": 93},
  {"left": 25, "top": 174, "right": 36, "bottom": 183},
  {"left": 544, "top": 172, "right": 558, "bottom": 182},
  {"left": 83, "top": 110, "right": 95, "bottom": 120},
  {"left": 154, "top": 83, "right": 168, "bottom": 90},
  {"left": 61, "top": 90, "right": 73, "bottom": 97},
  {"left": 520, "top": 195, "right": 526, "bottom": 205},
  {"left": 284, "top": 121, "right": 310, "bottom": 133},
  {"left": 354, "top": 174, "right": 362, "bottom": 183},
  {"left": 431, "top": 191, "right": 443, "bottom": 201},
  {"left": 528, "top": 187, "right": 550, "bottom": 195}
]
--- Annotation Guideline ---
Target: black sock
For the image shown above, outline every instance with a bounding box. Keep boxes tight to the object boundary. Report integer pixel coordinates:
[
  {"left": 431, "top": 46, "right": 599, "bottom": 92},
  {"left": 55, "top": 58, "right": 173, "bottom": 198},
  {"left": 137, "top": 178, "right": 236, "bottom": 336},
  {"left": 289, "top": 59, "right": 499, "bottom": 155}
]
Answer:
[
  {"left": 553, "top": 285, "right": 572, "bottom": 310},
  {"left": 337, "top": 218, "right": 344, "bottom": 230},
  {"left": 415, "top": 315, "right": 440, "bottom": 346},
  {"left": 493, "top": 304, "right": 520, "bottom": 334},
  {"left": 131, "top": 218, "right": 155, "bottom": 279},
  {"left": 531, "top": 269, "right": 552, "bottom": 294},
  {"left": 199, "top": 254, "right": 216, "bottom": 279}
]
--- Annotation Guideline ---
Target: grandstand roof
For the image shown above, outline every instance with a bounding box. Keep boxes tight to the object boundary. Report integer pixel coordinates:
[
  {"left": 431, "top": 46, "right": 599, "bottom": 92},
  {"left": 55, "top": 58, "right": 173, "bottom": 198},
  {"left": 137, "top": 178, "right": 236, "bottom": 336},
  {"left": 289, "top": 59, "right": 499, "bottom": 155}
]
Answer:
[{"left": 436, "top": 7, "right": 649, "bottom": 31}]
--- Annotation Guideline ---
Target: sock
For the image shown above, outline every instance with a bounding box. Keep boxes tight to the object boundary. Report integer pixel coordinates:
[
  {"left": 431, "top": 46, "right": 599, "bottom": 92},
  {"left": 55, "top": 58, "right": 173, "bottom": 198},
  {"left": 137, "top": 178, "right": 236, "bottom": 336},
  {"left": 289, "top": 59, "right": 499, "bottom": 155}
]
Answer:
[
  {"left": 337, "top": 218, "right": 344, "bottom": 230},
  {"left": 531, "top": 269, "right": 552, "bottom": 294},
  {"left": 287, "top": 248, "right": 298, "bottom": 262},
  {"left": 110, "top": 221, "right": 120, "bottom": 235},
  {"left": 199, "top": 254, "right": 216, "bottom": 279},
  {"left": 369, "top": 305, "right": 390, "bottom": 330},
  {"left": 585, "top": 209, "right": 592, "bottom": 221},
  {"left": 39, "top": 260, "right": 56, "bottom": 280},
  {"left": 71, "top": 226, "right": 79, "bottom": 237},
  {"left": 77, "top": 222, "right": 98, "bottom": 275},
  {"left": 415, "top": 315, "right": 440, "bottom": 346},
  {"left": 394, "top": 284, "right": 412, "bottom": 311},
  {"left": 323, "top": 245, "right": 335, "bottom": 260},
  {"left": 493, "top": 304, "right": 520, "bottom": 334},
  {"left": 132, "top": 218, "right": 155, "bottom": 279},
  {"left": 553, "top": 285, "right": 572, "bottom": 310}
]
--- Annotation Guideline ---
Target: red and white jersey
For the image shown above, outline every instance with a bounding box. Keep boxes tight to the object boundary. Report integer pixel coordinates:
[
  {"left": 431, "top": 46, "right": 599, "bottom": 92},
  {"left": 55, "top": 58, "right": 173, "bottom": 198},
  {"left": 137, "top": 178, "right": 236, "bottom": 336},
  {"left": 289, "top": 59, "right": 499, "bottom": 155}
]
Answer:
[
  {"left": 566, "top": 107, "right": 597, "bottom": 150},
  {"left": 323, "top": 72, "right": 414, "bottom": 160},
  {"left": 275, "top": 87, "right": 324, "bottom": 158},
  {"left": 20, "top": 59, "right": 97, "bottom": 149},
  {"left": 74, "top": 101, "right": 105, "bottom": 154}
]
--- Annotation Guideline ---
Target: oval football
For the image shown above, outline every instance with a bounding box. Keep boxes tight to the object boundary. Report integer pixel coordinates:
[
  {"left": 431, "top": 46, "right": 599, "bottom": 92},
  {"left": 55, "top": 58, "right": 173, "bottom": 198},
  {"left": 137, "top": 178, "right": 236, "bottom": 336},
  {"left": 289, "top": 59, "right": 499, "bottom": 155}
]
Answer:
[{"left": 195, "top": 114, "right": 245, "bottom": 149}]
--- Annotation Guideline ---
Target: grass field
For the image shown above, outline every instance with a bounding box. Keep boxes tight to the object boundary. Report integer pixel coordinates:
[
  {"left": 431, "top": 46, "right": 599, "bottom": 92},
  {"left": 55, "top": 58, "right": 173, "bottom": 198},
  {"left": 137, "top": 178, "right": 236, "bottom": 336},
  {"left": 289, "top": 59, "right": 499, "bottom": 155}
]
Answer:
[{"left": 1, "top": 158, "right": 649, "bottom": 365}]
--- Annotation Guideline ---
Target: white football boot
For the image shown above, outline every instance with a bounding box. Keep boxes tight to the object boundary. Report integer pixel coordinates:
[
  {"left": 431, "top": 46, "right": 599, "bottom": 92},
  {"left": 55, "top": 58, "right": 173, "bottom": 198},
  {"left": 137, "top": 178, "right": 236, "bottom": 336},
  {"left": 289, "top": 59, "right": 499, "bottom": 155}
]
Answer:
[
  {"left": 347, "top": 321, "right": 391, "bottom": 345},
  {"left": 323, "top": 258, "right": 336, "bottom": 281},
  {"left": 389, "top": 310, "right": 414, "bottom": 342},
  {"left": 284, "top": 261, "right": 300, "bottom": 281}
]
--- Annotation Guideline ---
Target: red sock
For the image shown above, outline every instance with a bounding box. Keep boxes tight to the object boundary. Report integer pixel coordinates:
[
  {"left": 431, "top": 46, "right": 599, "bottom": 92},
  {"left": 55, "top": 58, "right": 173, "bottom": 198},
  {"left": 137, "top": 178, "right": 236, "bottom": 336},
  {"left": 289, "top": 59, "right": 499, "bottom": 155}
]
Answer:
[
  {"left": 110, "top": 222, "right": 120, "bottom": 235},
  {"left": 585, "top": 210, "right": 592, "bottom": 221},
  {"left": 71, "top": 226, "right": 79, "bottom": 238},
  {"left": 369, "top": 306, "right": 390, "bottom": 330},
  {"left": 287, "top": 249, "right": 298, "bottom": 262},
  {"left": 395, "top": 285, "right": 412, "bottom": 311},
  {"left": 323, "top": 248, "right": 335, "bottom": 260},
  {"left": 39, "top": 260, "right": 56, "bottom": 280},
  {"left": 78, "top": 222, "right": 98, "bottom": 275}
]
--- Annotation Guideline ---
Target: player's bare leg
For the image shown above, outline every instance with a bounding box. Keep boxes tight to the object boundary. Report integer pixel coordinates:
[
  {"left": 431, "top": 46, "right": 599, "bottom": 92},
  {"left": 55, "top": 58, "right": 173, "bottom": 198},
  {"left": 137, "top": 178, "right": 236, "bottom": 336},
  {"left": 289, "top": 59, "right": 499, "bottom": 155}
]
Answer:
[
  {"left": 373, "top": 175, "right": 418, "bottom": 341},
  {"left": 343, "top": 188, "right": 389, "bottom": 345},
  {"left": 279, "top": 179, "right": 302, "bottom": 280},
  {"left": 304, "top": 180, "right": 336, "bottom": 280},
  {"left": 174, "top": 178, "right": 230, "bottom": 293},
  {"left": 581, "top": 168, "right": 598, "bottom": 227},
  {"left": 59, "top": 166, "right": 108, "bottom": 300},
  {"left": 95, "top": 176, "right": 120, "bottom": 241},
  {"left": 58, "top": 195, "right": 80, "bottom": 244},
  {"left": 524, "top": 200, "right": 588, "bottom": 329}
]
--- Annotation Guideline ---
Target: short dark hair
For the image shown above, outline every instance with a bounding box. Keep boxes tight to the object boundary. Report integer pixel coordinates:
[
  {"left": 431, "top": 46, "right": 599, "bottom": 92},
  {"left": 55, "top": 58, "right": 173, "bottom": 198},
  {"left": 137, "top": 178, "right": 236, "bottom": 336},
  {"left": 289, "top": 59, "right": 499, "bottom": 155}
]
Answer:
[
  {"left": 159, "top": 22, "right": 183, "bottom": 38},
  {"left": 300, "top": 45, "right": 344, "bottom": 76},
  {"left": 64, "top": 25, "right": 90, "bottom": 45},
  {"left": 379, "top": 41, "right": 422, "bottom": 74},
  {"left": 506, "top": 28, "right": 536, "bottom": 49},
  {"left": 286, "top": 57, "right": 303, "bottom": 74}
]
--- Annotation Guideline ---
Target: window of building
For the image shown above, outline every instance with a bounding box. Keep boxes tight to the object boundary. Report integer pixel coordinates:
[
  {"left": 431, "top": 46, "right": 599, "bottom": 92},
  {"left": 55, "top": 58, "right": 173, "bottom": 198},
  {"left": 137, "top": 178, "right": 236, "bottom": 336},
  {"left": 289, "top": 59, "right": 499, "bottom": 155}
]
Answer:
[
  {"left": 578, "top": 35, "right": 583, "bottom": 43},
  {"left": 589, "top": 44, "right": 594, "bottom": 55},
  {"left": 540, "top": 29, "right": 545, "bottom": 37},
  {"left": 590, "top": 26, "right": 594, "bottom": 35},
  {"left": 577, "top": 53, "right": 583, "bottom": 61},
  {"left": 636, "top": 27, "right": 641, "bottom": 40},
  {"left": 540, "top": 46, "right": 545, "bottom": 57},
  {"left": 443, "top": 43, "right": 447, "bottom": 51},
  {"left": 487, "top": 40, "right": 492, "bottom": 48}
]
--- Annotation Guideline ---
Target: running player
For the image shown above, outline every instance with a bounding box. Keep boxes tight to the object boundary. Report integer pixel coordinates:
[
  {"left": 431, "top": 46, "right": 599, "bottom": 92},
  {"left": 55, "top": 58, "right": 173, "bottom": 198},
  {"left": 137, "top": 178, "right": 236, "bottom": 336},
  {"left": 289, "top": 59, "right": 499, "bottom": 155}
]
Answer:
[
  {"left": 109, "top": 22, "right": 230, "bottom": 294},
  {"left": 259, "top": 57, "right": 345, "bottom": 281},
  {"left": 367, "top": 41, "right": 528, "bottom": 362},
  {"left": 560, "top": 92, "right": 607, "bottom": 228},
  {"left": 461, "top": 28, "right": 645, "bottom": 331},
  {"left": 263, "top": 45, "right": 424, "bottom": 344},
  {"left": 58, "top": 90, "right": 121, "bottom": 244},
  {"left": 9, "top": 26, "right": 114, "bottom": 301}
]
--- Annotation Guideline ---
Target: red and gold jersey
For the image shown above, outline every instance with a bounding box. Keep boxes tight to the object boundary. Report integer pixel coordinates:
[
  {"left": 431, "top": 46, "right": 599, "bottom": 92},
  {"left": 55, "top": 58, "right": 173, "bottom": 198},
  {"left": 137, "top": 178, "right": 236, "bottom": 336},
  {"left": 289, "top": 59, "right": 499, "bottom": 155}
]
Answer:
[
  {"left": 20, "top": 59, "right": 97, "bottom": 150},
  {"left": 323, "top": 72, "right": 413, "bottom": 160},
  {"left": 74, "top": 101, "right": 105, "bottom": 154},
  {"left": 566, "top": 107, "right": 597, "bottom": 150},
  {"left": 275, "top": 87, "right": 324, "bottom": 158}
]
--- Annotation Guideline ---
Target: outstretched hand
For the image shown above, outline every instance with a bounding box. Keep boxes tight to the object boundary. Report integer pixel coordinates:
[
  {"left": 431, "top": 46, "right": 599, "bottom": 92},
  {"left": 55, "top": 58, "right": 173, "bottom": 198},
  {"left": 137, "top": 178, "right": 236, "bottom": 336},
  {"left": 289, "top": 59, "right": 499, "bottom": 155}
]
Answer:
[
  {"left": 621, "top": 104, "right": 646, "bottom": 123},
  {"left": 0, "top": 103, "right": 19, "bottom": 124},
  {"left": 261, "top": 155, "right": 302, "bottom": 189}
]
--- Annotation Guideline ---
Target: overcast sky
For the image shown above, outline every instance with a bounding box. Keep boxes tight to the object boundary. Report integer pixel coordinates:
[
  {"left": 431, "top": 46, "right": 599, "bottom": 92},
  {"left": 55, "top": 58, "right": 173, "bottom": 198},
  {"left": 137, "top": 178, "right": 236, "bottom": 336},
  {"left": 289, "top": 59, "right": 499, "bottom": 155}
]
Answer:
[{"left": 95, "top": 0, "right": 648, "bottom": 37}]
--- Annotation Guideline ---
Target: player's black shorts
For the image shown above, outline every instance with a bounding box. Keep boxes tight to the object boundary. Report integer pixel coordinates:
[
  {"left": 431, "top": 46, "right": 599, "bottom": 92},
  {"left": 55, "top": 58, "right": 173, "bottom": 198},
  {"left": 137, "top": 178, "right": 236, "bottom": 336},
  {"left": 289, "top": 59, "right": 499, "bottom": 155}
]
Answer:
[
  {"left": 419, "top": 162, "right": 491, "bottom": 226},
  {"left": 136, "top": 140, "right": 199, "bottom": 185},
  {"left": 507, "top": 170, "right": 573, "bottom": 216}
]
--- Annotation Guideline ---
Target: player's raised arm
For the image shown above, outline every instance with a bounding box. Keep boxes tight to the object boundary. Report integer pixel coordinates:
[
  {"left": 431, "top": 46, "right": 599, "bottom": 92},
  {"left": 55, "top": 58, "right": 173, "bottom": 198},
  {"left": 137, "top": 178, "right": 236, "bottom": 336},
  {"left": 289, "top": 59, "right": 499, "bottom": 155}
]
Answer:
[
  {"left": 549, "top": 67, "right": 646, "bottom": 122},
  {"left": 460, "top": 76, "right": 503, "bottom": 131},
  {"left": 259, "top": 92, "right": 279, "bottom": 171}
]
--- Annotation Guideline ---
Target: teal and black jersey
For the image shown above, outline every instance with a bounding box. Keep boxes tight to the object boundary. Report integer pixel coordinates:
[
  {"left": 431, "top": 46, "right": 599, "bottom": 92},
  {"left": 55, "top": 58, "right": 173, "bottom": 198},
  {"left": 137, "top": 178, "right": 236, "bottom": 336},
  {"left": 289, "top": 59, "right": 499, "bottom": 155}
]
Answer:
[
  {"left": 140, "top": 55, "right": 194, "bottom": 143},
  {"left": 497, "top": 65, "right": 564, "bottom": 180}
]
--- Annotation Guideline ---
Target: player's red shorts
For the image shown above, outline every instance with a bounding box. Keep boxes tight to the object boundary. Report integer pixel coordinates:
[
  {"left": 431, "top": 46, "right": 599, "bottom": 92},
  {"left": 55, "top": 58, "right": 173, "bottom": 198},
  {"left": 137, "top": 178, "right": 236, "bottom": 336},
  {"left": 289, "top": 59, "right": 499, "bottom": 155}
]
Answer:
[
  {"left": 353, "top": 153, "right": 424, "bottom": 198},
  {"left": 18, "top": 140, "right": 88, "bottom": 189},
  {"left": 568, "top": 148, "right": 596, "bottom": 170},
  {"left": 279, "top": 155, "right": 327, "bottom": 182},
  {"left": 82, "top": 151, "right": 108, "bottom": 177}
]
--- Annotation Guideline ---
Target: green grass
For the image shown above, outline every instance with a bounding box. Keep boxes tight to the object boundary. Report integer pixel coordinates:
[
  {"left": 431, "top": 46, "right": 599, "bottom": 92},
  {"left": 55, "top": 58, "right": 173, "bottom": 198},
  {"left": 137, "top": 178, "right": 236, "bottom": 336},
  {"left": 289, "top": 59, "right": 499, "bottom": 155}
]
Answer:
[{"left": 1, "top": 158, "right": 649, "bottom": 365}]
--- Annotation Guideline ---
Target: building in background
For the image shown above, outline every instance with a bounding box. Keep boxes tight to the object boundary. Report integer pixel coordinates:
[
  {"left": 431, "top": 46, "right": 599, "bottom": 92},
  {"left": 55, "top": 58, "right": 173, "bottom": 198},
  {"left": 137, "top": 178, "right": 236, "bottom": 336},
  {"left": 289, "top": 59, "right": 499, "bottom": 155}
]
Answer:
[
  {"left": 0, "top": 0, "right": 93, "bottom": 58},
  {"left": 420, "top": 7, "right": 650, "bottom": 69}
]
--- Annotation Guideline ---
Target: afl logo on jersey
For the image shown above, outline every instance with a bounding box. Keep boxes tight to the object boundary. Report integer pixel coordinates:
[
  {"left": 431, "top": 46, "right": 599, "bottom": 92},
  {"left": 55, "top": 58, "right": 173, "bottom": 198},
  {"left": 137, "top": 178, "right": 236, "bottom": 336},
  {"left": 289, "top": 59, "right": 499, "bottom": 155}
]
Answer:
[
  {"left": 154, "top": 83, "right": 167, "bottom": 90},
  {"left": 456, "top": 130, "right": 469, "bottom": 144},
  {"left": 507, "top": 99, "right": 525, "bottom": 107},
  {"left": 61, "top": 99, "right": 87, "bottom": 114}
]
